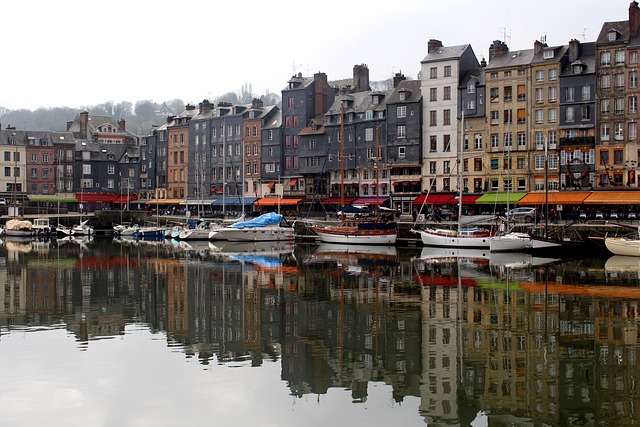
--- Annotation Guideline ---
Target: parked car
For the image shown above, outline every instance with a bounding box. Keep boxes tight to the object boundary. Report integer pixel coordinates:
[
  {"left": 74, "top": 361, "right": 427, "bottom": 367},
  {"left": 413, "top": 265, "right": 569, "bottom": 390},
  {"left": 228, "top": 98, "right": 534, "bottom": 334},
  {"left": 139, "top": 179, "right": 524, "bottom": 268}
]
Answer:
[
  {"left": 509, "top": 207, "right": 538, "bottom": 223},
  {"left": 337, "top": 204, "right": 370, "bottom": 219}
]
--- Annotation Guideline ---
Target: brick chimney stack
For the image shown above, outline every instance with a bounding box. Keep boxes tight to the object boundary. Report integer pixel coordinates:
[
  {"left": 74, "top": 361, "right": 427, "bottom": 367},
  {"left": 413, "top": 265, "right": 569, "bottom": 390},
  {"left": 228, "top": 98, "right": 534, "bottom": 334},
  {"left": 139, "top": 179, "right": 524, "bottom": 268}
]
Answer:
[
  {"left": 393, "top": 72, "right": 406, "bottom": 88},
  {"left": 630, "top": 0, "right": 640, "bottom": 38},
  {"left": 314, "top": 72, "right": 329, "bottom": 116},
  {"left": 353, "top": 64, "right": 370, "bottom": 92},
  {"left": 427, "top": 39, "right": 443, "bottom": 53},
  {"left": 488, "top": 40, "right": 509, "bottom": 61},
  {"left": 118, "top": 119, "right": 126, "bottom": 132},
  {"left": 79, "top": 111, "right": 89, "bottom": 139},
  {"left": 251, "top": 98, "right": 264, "bottom": 109},
  {"left": 569, "top": 38, "right": 581, "bottom": 62},
  {"left": 199, "top": 99, "right": 213, "bottom": 114}
]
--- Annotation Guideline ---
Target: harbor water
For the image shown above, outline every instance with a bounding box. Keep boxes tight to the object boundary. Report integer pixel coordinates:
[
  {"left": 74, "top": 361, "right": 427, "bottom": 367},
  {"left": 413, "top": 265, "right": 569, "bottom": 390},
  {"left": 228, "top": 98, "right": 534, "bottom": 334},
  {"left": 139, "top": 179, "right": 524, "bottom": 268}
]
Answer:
[{"left": 0, "top": 236, "right": 639, "bottom": 426}]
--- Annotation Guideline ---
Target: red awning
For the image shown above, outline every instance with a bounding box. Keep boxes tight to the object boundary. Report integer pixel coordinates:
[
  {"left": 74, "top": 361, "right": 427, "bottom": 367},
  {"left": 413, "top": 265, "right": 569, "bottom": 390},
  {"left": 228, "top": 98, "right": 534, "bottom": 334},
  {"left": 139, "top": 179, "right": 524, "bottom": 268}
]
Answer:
[
  {"left": 412, "top": 193, "right": 456, "bottom": 205},
  {"left": 76, "top": 193, "right": 118, "bottom": 203},
  {"left": 289, "top": 178, "right": 298, "bottom": 187},
  {"left": 457, "top": 194, "right": 481, "bottom": 205}
]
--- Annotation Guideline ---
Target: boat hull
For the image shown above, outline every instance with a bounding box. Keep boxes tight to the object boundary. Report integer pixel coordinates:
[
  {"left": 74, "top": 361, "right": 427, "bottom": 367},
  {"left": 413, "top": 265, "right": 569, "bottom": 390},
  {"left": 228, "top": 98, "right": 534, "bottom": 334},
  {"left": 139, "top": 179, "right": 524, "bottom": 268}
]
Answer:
[
  {"left": 312, "top": 226, "right": 397, "bottom": 245},
  {"left": 604, "top": 237, "right": 640, "bottom": 257},
  {"left": 489, "top": 233, "right": 532, "bottom": 252},
  {"left": 414, "top": 228, "right": 491, "bottom": 249},
  {"left": 214, "top": 226, "right": 295, "bottom": 242}
]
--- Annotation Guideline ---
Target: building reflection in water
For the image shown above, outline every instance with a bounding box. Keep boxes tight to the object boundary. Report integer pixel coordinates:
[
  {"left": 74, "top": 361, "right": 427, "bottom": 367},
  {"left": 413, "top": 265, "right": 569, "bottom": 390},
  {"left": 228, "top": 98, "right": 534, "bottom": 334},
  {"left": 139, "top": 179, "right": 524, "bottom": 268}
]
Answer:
[{"left": 1, "top": 237, "right": 640, "bottom": 425}]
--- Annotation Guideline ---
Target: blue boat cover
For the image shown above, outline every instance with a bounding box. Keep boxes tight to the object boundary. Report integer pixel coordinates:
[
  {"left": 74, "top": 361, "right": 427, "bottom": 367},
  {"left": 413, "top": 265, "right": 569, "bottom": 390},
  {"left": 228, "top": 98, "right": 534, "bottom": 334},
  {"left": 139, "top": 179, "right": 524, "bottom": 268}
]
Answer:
[
  {"left": 230, "top": 254, "right": 283, "bottom": 268},
  {"left": 230, "top": 212, "right": 283, "bottom": 229}
]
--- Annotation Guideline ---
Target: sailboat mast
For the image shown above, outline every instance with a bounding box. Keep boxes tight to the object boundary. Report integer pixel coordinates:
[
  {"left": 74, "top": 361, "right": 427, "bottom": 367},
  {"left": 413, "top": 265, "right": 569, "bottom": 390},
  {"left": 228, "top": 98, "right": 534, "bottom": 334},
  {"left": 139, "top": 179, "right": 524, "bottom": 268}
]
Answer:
[
  {"left": 375, "top": 126, "right": 380, "bottom": 216},
  {"left": 340, "top": 104, "right": 345, "bottom": 224},
  {"left": 222, "top": 116, "right": 226, "bottom": 217},
  {"left": 458, "top": 112, "right": 464, "bottom": 235}
]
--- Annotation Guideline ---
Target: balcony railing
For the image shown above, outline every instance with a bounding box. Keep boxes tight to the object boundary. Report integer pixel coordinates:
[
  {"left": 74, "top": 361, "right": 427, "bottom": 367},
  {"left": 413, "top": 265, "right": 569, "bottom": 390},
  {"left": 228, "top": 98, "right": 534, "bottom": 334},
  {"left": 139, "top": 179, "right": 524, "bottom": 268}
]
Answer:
[{"left": 559, "top": 136, "right": 596, "bottom": 146}]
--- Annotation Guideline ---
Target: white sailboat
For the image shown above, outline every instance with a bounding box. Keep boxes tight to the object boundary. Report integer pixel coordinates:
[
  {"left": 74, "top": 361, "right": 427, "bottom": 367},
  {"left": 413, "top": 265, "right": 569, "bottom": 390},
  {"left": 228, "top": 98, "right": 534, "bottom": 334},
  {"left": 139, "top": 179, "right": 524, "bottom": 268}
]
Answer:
[
  {"left": 604, "top": 226, "right": 640, "bottom": 256},
  {"left": 412, "top": 112, "right": 494, "bottom": 248},
  {"left": 311, "top": 103, "right": 397, "bottom": 245}
]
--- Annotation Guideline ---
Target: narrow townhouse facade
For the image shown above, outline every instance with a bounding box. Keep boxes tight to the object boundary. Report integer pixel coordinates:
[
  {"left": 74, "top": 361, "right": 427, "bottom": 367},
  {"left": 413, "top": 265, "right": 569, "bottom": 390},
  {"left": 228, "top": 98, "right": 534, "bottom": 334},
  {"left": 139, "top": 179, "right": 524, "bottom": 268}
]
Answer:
[
  {"left": 208, "top": 102, "right": 247, "bottom": 201},
  {"left": 167, "top": 105, "right": 196, "bottom": 199},
  {"left": 280, "top": 71, "right": 334, "bottom": 200},
  {"left": 483, "top": 41, "right": 534, "bottom": 194},
  {"left": 296, "top": 116, "right": 329, "bottom": 200},
  {"left": 0, "top": 128, "right": 29, "bottom": 203},
  {"left": 242, "top": 100, "right": 279, "bottom": 199},
  {"left": 386, "top": 77, "right": 423, "bottom": 213},
  {"left": 142, "top": 119, "right": 170, "bottom": 199},
  {"left": 530, "top": 40, "right": 569, "bottom": 193},
  {"left": 458, "top": 64, "right": 487, "bottom": 196},
  {"left": 559, "top": 40, "right": 597, "bottom": 190},
  {"left": 188, "top": 100, "right": 216, "bottom": 201},
  {"left": 24, "top": 131, "right": 56, "bottom": 195},
  {"left": 52, "top": 131, "right": 76, "bottom": 195},
  {"left": 596, "top": 1, "right": 640, "bottom": 187},
  {"left": 260, "top": 109, "right": 283, "bottom": 194},
  {"left": 421, "top": 40, "right": 480, "bottom": 194}
]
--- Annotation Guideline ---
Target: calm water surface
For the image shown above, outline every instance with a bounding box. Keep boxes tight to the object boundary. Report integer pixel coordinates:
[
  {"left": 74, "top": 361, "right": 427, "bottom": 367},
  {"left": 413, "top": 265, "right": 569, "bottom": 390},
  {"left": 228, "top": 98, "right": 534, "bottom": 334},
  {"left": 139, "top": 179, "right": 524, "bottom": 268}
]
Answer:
[{"left": 0, "top": 237, "right": 638, "bottom": 426}]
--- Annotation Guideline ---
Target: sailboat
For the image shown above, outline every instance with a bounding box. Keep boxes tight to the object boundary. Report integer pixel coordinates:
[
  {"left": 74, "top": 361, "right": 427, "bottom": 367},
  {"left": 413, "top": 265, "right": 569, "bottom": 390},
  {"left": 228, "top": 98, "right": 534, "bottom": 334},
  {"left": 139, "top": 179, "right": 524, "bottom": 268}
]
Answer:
[
  {"left": 411, "top": 112, "right": 495, "bottom": 248},
  {"left": 311, "top": 103, "right": 397, "bottom": 245}
]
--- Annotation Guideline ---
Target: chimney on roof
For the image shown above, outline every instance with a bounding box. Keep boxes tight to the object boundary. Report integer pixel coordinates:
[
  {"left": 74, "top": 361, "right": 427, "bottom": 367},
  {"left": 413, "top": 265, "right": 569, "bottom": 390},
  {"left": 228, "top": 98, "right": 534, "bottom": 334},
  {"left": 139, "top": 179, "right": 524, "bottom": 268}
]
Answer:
[
  {"left": 353, "top": 64, "right": 370, "bottom": 92},
  {"left": 569, "top": 38, "right": 581, "bottom": 62},
  {"left": 118, "top": 119, "right": 126, "bottom": 132},
  {"left": 534, "top": 39, "right": 548, "bottom": 55},
  {"left": 167, "top": 115, "right": 175, "bottom": 124},
  {"left": 79, "top": 111, "right": 89, "bottom": 139},
  {"left": 480, "top": 57, "right": 487, "bottom": 67},
  {"left": 393, "top": 72, "right": 406, "bottom": 88},
  {"left": 199, "top": 99, "right": 214, "bottom": 114},
  {"left": 488, "top": 40, "right": 509, "bottom": 61},
  {"left": 314, "top": 72, "right": 329, "bottom": 115},
  {"left": 427, "top": 39, "right": 443, "bottom": 53},
  {"left": 251, "top": 98, "right": 263, "bottom": 109},
  {"left": 185, "top": 104, "right": 196, "bottom": 111},
  {"left": 630, "top": 1, "right": 640, "bottom": 38}
]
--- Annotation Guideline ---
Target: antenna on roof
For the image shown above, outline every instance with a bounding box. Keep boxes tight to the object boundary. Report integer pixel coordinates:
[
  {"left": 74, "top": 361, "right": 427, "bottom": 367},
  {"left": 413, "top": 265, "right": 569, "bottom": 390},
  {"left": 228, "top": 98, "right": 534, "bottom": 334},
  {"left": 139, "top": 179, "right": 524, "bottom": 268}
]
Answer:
[
  {"left": 573, "top": 28, "right": 587, "bottom": 42},
  {"left": 500, "top": 27, "right": 512, "bottom": 44}
]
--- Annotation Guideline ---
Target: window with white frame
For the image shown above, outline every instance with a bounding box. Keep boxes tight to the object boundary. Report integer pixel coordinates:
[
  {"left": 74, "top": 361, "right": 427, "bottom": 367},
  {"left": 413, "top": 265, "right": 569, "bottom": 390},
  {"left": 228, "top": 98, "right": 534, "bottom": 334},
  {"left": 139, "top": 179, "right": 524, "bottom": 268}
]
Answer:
[
  {"left": 601, "top": 74, "right": 611, "bottom": 89},
  {"left": 536, "top": 70, "right": 544, "bottom": 82},
  {"left": 536, "top": 88, "right": 544, "bottom": 103},
  {"left": 615, "top": 122, "right": 624, "bottom": 140},
  {"left": 549, "top": 130, "right": 557, "bottom": 147},
  {"left": 536, "top": 132, "right": 544, "bottom": 149},
  {"left": 397, "top": 106, "right": 406, "bottom": 118},
  {"left": 398, "top": 146, "right": 406, "bottom": 158},
  {"left": 630, "top": 96, "right": 638, "bottom": 114},
  {"left": 616, "top": 97, "right": 625, "bottom": 114},
  {"left": 601, "top": 51, "right": 611, "bottom": 66},
  {"left": 535, "top": 155, "right": 545, "bottom": 170},
  {"left": 365, "top": 110, "right": 373, "bottom": 120},
  {"left": 544, "top": 50, "right": 554, "bottom": 60},
  {"left": 397, "top": 125, "right": 406, "bottom": 138},
  {"left": 566, "top": 107, "right": 575, "bottom": 122},
  {"left": 491, "top": 134, "right": 499, "bottom": 148},
  {"left": 601, "top": 123, "right": 610, "bottom": 141},
  {"left": 548, "top": 154, "right": 558, "bottom": 169},
  {"left": 82, "top": 164, "right": 91, "bottom": 175},
  {"left": 615, "top": 73, "right": 625, "bottom": 89},
  {"left": 548, "top": 87, "right": 557, "bottom": 102},
  {"left": 467, "top": 84, "right": 475, "bottom": 93},
  {"left": 566, "top": 87, "right": 575, "bottom": 101},
  {"left": 536, "top": 109, "right": 544, "bottom": 123},
  {"left": 475, "top": 134, "right": 482, "bottom": 150},
  {"left": 601, "top": 99, "right": 611, "bottom": 114},
  {"left": 108, "top": 165, "right": 115, "bottom": 174},
  {"left": 365, "top": 128, "right": 373, "bottom": 141},
  {"left": 549, "top": 108, "right": 557, "bottom": 123},
  {"left": 548, "top": 67, "right": 557, "bottom": 80},
  {"left": 616, "top": 50, "right": 625, "bottom": 65},
  {"left": 518, "top": 132, "right": 526, "bottom": 147},
  {"left": 630, "top": 122, "right": 638, "bottom": 140},
  {"left": 632, "top": 70, "right": 639, "bottom": 88}
]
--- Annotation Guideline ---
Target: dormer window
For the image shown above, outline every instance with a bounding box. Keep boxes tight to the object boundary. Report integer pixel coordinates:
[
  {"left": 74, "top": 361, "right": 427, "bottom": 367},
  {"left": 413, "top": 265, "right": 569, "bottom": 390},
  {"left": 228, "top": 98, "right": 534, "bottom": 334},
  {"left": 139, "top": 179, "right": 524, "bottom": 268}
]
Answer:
[
  {"left": 543, "top": 50, "right": 554, "bottom": 59},
  {"left": 399, "top": 92, "right": 406, "bottom": 101},
  {"left": 608, "top": 30, "right": 618, "bottom": 42},
  {"left": 467, "top": 84, "right": 476, "bottom": 93}
]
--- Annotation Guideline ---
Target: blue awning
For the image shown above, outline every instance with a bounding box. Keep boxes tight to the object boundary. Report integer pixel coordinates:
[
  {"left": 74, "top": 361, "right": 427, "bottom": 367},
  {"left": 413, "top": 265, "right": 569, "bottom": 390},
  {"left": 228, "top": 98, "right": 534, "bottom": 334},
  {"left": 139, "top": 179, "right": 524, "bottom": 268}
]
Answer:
[{"left": 211, "top": 197, "right": 257, "bottom": 206}]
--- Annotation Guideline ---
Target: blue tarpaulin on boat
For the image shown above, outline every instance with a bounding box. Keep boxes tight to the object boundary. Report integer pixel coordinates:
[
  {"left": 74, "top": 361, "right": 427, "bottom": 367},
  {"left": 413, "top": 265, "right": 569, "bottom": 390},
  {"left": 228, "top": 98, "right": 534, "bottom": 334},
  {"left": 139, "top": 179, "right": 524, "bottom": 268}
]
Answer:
[
  {"left": 230, "top": 212, "right": 283, "bottom": 229},
  {"left": 230, "top": 255, "right": 283, "bottom": 268}
]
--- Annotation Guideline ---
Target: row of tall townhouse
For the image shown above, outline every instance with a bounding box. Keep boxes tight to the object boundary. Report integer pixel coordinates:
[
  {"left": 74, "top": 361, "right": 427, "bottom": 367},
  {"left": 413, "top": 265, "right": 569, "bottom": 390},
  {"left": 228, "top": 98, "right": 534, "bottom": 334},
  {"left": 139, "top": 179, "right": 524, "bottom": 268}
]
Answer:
[{"left": 2, "top": 3, "right": 640, "bottom": 213}]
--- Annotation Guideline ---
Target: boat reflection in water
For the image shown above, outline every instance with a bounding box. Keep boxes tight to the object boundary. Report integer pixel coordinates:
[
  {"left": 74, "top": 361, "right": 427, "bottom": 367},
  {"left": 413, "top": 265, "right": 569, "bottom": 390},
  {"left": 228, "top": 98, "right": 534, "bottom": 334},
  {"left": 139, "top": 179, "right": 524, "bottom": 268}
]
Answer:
[{"left": 3, "top": 238, "right": 640, "bottom": 427}]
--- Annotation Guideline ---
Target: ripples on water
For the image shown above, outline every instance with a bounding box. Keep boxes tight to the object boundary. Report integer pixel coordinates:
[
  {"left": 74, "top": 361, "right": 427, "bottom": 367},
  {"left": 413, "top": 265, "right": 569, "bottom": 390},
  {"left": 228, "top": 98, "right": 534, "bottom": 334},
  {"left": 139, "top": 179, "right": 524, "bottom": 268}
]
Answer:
[{"left": 0, "top": 236, "right": 639, "bottom": 426}]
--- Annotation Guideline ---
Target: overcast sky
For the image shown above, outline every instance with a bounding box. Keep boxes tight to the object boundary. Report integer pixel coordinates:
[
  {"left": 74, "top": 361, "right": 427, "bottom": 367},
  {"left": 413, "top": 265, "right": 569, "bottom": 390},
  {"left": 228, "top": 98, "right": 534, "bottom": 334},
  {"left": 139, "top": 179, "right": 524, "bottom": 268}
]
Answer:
[{"left": 1, "top": 0, "right": 632, "bottom": 111}]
